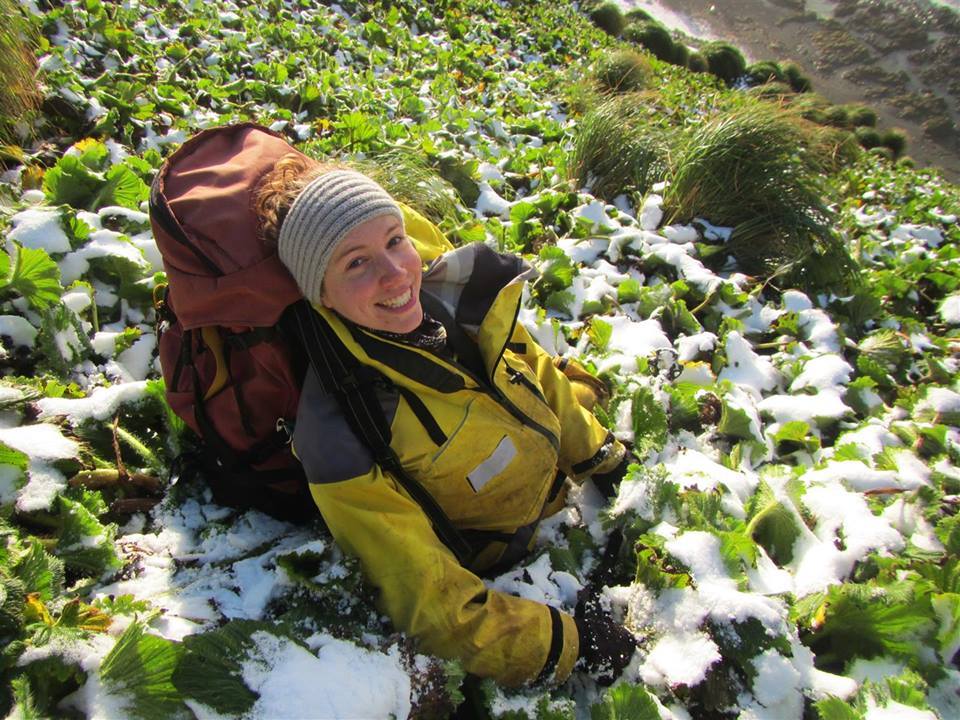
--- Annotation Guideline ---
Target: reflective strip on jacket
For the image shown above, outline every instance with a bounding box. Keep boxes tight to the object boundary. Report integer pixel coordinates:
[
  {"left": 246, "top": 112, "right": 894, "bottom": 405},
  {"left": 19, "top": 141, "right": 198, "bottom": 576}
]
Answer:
[{"left": 293, "top": 242, "right": 625, "bottom": 687}]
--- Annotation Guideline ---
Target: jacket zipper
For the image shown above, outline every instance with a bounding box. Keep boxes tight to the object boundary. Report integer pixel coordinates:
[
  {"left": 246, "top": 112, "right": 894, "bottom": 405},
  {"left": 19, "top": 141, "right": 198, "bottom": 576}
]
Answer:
[
  {"left": 505, "top": 364, "right": 547, "bottom": 404},
  {"left": 356, "top": 303, "right": 561, "bottom": 452},
  {"left": 484, "top": 296, "right": 560, "bottom": 451}
]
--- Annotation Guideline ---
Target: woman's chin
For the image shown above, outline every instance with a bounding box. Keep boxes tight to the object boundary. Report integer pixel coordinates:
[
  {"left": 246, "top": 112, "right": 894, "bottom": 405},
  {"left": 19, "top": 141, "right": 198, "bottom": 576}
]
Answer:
[{"left": 375, "top": 304, "right": 423, "bottom": 334}]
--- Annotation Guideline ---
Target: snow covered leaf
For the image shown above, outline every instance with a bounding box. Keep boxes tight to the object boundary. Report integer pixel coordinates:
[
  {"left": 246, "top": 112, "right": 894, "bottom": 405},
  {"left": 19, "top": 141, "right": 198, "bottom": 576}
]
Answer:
[
  {"left": 171, "top": 620, "right": 268, "bottom": 716},
  {"left": 53, "top": 495, "right": 120, "bottom": 576},
  {"left": 858, "top": 330, "right": 909, "bottom": 373},
  {"left": 617, "top": 278, "right": 641, "bottom": 303},
  {"left": 588, "top": 317, "right": 612, "bottom": 352},
  {"left": 38, "top": 304, "right": 93, "bottom": 375},
  {"left": 0, "top": 441, "right": 28, "bottom": 473},
  {"left": 7, "top": 676, "right": 42, "bottom": 720},
  {"left": 717, "top": 529, "right": 759, "bottom": 578},
  {"left": 795, "top": 582, "right": 936, "bottom": 667},
  {"left": 14, "top": 653, "right": 87, "bottom": 719},
  {"left": 538, "top": 245, "right": 576, "bottom": 290},
  {"left": 0, "top": 245, "right": 63, "bottom": 310},
  {"left": 745, "top": 481, "right": 801, "bottom": 565},
  {"left": 635, "top": 534, "right": 691, "bottom": 592},
  {"left": 772, "top": 420, "right": 820, "bottom": 455},
  {"left": 845, "top": 376, "right": 883, "bottom": 418},
  {"left": 631, "top": 386, "right": 668, "bottom": 456},
  {"left": 932, "top": 592, "right": 960, "bottom": 665},
  {"left": 13, "top": 538, "right": 65, "bottom": 602},
  {"left": 589, "top": 683, "right": 659, "bottom": 720},
  {"left": 814, "top": 697, "right": 863, "bottom": 720},
  {"left": 100, "top": 622, "right": 188, "bottom": 720},
  {"left": 717, "top": 394, "right": 761, "bottom": 443}
]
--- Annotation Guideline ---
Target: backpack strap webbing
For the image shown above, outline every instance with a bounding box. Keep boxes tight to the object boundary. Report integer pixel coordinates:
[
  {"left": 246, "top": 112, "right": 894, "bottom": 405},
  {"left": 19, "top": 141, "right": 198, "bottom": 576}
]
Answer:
[{"left": 284, "top": 300, "right": 474, "bottom": 565}]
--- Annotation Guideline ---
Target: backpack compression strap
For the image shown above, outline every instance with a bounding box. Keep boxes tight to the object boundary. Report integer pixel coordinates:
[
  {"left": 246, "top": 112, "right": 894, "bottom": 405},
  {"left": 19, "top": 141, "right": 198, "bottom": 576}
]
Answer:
[{"left": 285, "top": 300, "right": 474, "bottom": 564}]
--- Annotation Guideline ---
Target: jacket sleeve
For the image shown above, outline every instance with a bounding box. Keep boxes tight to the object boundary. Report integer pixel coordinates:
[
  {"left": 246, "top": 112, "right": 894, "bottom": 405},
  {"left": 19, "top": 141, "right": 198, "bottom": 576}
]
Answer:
[
  {"left": 307, "top": 468, "right": 580, "bottom": 687},
  {"left": 510, "top": 323, "right": 625, "bottom": 479}
]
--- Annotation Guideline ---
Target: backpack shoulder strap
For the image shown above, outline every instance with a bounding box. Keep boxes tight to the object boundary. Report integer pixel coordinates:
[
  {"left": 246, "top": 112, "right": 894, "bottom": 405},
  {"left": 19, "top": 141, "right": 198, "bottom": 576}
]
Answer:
[{"left": 284, "top": 300, "right": 474, "bottom": 564}]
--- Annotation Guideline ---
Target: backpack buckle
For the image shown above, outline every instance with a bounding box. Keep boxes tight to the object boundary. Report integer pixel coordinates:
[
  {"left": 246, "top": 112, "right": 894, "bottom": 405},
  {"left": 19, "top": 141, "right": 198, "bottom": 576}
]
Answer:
[{"left": 276, "top": 418, "right": 294, "bottom": 444}]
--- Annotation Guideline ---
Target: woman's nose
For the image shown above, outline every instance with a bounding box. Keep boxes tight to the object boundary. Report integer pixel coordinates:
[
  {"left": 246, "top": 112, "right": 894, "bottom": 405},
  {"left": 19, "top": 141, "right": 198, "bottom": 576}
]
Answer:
[{"left": 377, "top": 253, "right": 406, "bottom": 283}]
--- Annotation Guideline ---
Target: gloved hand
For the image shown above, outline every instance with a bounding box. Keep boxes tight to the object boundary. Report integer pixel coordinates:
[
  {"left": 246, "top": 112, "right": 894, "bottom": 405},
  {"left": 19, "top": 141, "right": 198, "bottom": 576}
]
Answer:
[
  {"left": 573, "top": 586, "right": 637, "bottom": 686},
  {"left": 554, "top": 356, "right": 609, "bottom": 411},
  {"left": 590, "top": 454, "right": 631, "bottom": 500}
]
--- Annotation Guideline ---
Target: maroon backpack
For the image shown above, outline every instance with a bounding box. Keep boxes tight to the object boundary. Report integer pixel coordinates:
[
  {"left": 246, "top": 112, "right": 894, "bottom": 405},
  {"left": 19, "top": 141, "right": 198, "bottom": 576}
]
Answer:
[{"left": 150, "top": 123, "right": 315, "bottom": 521}]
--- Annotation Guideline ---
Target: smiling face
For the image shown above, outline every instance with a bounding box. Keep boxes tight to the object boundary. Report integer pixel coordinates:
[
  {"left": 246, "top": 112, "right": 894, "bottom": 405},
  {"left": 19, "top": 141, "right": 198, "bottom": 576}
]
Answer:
[{"left": 319, "top": 214, "right": 424, "bottom": 334}]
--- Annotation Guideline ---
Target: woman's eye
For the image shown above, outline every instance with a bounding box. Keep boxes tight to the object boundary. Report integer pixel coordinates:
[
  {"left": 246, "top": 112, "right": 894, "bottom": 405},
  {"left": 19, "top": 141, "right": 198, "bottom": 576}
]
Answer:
[
  {"left": 387, "top": 235, "right": 405, "bottom": 248},
  {"left": 347, "top": 257, "right": 366, "bottom": 270}
]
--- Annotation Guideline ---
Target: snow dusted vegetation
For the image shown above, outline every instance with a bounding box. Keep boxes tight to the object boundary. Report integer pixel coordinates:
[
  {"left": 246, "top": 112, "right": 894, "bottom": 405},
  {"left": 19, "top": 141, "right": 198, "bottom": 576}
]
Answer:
[{"left": 2, "top": 0, "right": 960, "bottom": 718}]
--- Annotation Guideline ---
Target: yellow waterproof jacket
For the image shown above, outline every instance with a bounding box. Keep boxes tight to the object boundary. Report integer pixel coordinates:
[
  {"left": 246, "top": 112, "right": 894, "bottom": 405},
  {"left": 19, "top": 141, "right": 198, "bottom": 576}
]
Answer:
[{"left": 293, "top": 242, "right": 625, "bottom": 687}]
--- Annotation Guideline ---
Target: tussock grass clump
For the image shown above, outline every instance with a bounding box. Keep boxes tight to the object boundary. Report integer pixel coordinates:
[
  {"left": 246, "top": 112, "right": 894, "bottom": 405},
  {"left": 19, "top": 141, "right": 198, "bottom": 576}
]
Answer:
[
  {"left": 624, "top": 20, "right": 675, "bottom": 62},
  {"left": 0, "top": 0, "right": 40, "bottom": 143},
  {"left": 700, "top": 41, "right": 747, "bottom": 85},
  {"left": 782, "top": 61, "right": 813, "bottom": 93},
  {"left": 745, "top": 61, "right": 785, "bottom": 86},
  {"left": 588, "top": 2, "right": 626, "bottom": 36},
  {"left": 849, "top": 105, "right": 879, "bottom": 127},
  {"left": 881, "top": 128, "right": 907, "bottom": 158},
  {"left": 686, "top": 52, "right": 709, "bottom": 73},
  {"left": 624, "top": 8, "right": 654, "bottom": 23},
  {"left": 790, "top": 93, "right": 833, "bottom": 125},
  {"left": 824, "top": 104, "right": 852, "bottom": 128},
  {"left": 359, "top": 147, "right": 461, "bottom": 226},
  {"left": 567, "top": 94, "right": 671, "bottom": 201},
  {"left": 664, "top": 100, "right": 857, "bottom": 292},
  {"left": 671, "top": 42, "right": 690, "bottom": 67},
  {"left": 747, "top": 81, "right": 795, "bottom": 100},
  {"left": 855, "top": 126, "right": 882, "bottom": 149},
  {"left": 593, "top": 49, "right": 652, "bottom": 94}
]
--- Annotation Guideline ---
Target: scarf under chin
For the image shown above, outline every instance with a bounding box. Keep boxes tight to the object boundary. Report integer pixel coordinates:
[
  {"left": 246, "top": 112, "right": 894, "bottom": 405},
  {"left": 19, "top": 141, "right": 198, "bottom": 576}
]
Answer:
[{"left": 369, "top": 313, "right": 448, "bottom": 352}]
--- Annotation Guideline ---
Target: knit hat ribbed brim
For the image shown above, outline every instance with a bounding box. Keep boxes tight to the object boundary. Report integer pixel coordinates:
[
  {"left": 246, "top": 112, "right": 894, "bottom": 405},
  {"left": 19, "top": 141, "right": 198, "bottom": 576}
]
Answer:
[{"left": 277, "top": 170, "right": 403, "bottom": 303}]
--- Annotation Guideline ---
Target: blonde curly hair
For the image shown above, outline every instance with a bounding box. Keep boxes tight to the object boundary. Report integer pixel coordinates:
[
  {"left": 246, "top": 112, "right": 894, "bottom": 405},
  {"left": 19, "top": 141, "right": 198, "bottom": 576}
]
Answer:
[{"left": 253, "top": 154, "right": 349, "bottom": 249}]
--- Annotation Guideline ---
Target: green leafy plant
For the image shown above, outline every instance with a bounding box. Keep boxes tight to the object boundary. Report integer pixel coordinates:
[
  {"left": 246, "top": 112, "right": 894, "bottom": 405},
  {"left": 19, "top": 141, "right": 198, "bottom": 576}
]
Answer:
[
  {"left": 0, "top": 245, "right": 63, "bottom": 311},
  {"left": 43, "top": 141, "right": 149, "bottom": 211},
  {"left": 590, "top": 683, "right": 659, "bottom": 720},
  {"left": 100, "top": 623, "right": 187, "bottom": 720}
]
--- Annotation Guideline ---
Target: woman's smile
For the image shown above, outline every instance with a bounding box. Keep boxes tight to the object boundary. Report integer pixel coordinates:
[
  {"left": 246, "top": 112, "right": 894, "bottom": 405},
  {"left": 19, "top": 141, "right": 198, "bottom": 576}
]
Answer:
[{"left": 378, "top": 287, "right": 414, "bottom": 309}]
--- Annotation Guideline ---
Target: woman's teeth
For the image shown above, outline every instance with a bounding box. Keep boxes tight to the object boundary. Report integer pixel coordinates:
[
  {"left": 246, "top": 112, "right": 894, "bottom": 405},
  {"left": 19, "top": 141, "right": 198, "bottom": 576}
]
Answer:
[{"left": 379, "top": 289, "right": 411, "bottom": 308}]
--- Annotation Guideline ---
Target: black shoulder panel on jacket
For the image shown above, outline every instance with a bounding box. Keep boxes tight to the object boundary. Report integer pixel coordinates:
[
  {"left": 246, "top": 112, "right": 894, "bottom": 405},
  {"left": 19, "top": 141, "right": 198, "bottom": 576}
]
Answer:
[
  {"left": 347, "top": 324, "right": 466, "bottom": 393},
  {"left": 457, "top": 244, "right": 531, "bottom": 327},
  {"left": 293, "top": 365, "right": 400, "bottom": 484}
]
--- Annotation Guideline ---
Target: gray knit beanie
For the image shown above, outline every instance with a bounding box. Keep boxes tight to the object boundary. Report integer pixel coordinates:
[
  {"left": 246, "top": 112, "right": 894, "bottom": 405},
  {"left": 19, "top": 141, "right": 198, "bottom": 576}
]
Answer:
[{"left": 277, "top": 170, "right": 404, "bottom": 303}]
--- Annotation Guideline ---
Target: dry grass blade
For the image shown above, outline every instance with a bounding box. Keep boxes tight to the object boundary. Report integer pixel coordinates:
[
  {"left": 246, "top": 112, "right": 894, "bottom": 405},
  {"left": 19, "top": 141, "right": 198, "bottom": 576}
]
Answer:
[{"left": 0, "top": 0, "right": 40, "bottom": 143}]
